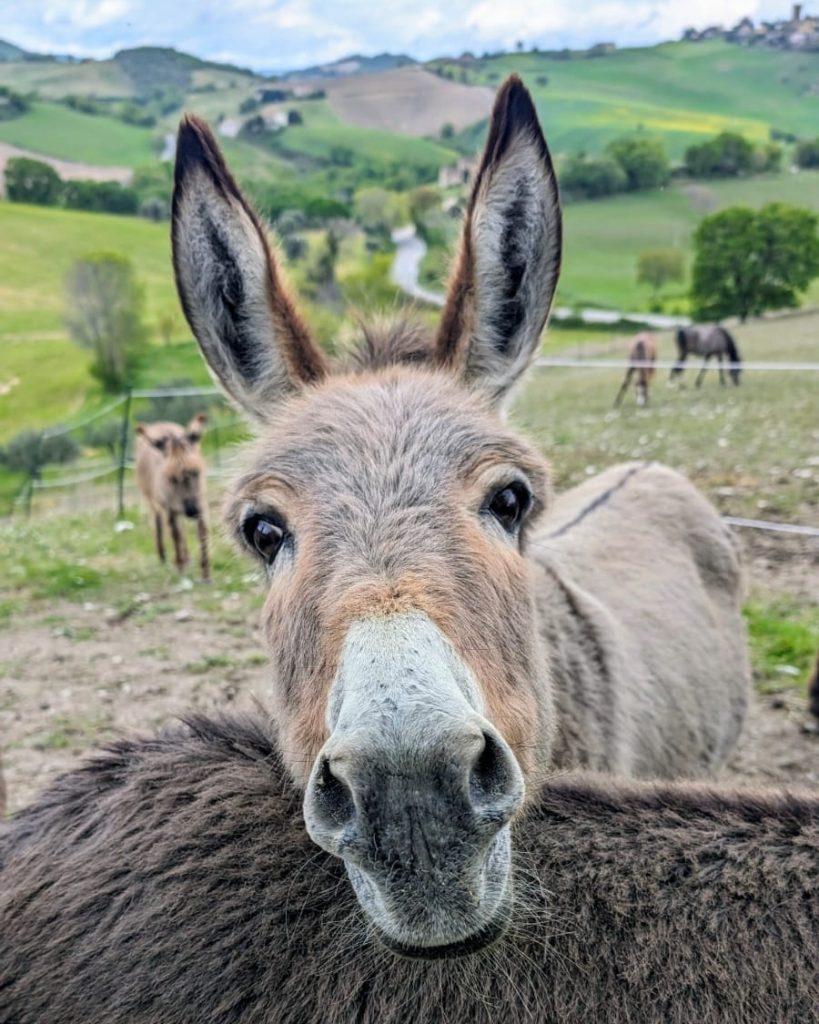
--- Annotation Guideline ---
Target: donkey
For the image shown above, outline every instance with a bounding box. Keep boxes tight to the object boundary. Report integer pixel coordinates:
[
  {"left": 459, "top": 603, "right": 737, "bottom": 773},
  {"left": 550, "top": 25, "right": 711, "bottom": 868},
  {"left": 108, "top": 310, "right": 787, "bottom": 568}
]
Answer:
[
  {"left": 614, "top": 331, "right": 656, "bottom": 407},
  {"left": 168, "top": 77, "right": 749, "bottom": 956},
  {"left": 671, "top": 324, "right": 742, "bottom": 387},
  {"left": 134, "top": 414, "right": 210, "bottom": 580},
  {"left": 1, "top": 714, "right": 816, "bottom": 1023}
]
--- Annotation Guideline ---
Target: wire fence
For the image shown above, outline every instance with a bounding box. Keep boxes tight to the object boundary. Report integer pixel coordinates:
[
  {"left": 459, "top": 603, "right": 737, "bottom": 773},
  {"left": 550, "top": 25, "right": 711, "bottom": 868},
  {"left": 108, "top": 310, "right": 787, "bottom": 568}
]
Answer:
[
  {"left": 6, "top": 374, "right": 818, "bottom": 540},
  {"left": 10, "top": 385, "right": 240, "bottom": 518}
]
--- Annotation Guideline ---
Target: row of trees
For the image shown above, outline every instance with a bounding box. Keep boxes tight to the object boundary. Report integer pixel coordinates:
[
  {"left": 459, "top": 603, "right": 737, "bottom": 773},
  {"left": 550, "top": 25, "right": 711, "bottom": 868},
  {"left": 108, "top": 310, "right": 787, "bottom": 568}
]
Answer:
[
  {"left": 3, "top": 157, "right": 166, "bottom": 218},
  {"left": 562, "top": 129, "right": 800, "bottom": 202},
  {"left": 683, "top": 132, "right": 781, "bottom": 178},
  {"left": 561, "top": 136, "right": 670, "bottom": 200}
]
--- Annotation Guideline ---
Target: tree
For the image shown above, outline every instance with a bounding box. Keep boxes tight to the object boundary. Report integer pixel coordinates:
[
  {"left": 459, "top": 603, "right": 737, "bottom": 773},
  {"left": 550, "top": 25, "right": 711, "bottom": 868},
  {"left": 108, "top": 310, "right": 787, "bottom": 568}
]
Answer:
[
  {"left": 4, "top": 157, "right": 62, "bottom": 205},
  {"left": 795, "top": 137, "right": 819, "bottom": 169},
  {"left": 560, "top": 154, "right": 626, "bottom": 199},
  {"left": 64, "top": 253, "right": 147, "bottom": 391},
  {"left": 440, "top": 122, "right": 455, "bottom": 140},
  {"left": 607, "top": 136, "right": 670, "bottom": 191},
  {"left": 157, "top": 308, "right": 178, "bottom": 347},
  {"left": 637, "top": 249, "right": 685, "bottom": 295},
  {"left": 684, "top": 132, "right": 754, "bottom": 177},
  {"left": 691, "top": 203, "right": 819, "bottom": 322}
]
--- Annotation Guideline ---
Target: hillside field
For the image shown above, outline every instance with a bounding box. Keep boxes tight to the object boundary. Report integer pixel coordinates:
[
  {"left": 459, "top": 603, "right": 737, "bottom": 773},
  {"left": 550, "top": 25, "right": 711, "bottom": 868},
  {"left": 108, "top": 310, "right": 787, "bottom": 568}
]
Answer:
[{"left": 447, "top": 41, "right": 819, "bottom": 158}]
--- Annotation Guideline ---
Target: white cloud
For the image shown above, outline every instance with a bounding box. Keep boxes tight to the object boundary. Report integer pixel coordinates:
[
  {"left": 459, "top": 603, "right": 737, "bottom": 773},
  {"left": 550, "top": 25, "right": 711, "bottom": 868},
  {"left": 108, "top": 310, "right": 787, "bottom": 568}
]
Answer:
[{"left": 42, "top": 0, "right": 132, "bottom": 31}]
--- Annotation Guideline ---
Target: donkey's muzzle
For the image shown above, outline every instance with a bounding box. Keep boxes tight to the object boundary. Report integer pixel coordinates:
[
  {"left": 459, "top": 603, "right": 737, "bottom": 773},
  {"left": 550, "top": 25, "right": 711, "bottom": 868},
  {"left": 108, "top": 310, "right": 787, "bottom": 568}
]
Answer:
[
  {"left": 302, "top": 612, "right": 524, "bottom": 953},
  {"left": 183, "top": 500, "right": 200, "bottom": 519}
]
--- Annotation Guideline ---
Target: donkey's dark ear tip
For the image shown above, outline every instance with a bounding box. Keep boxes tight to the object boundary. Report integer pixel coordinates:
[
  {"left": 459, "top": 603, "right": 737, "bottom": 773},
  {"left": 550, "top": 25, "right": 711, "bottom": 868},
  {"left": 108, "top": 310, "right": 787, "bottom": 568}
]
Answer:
[
  {"left": 494, "top": 74, "right": 540, "bottom": 135},
  {"left": 175, "top": 115, "right": 212, "bottom": 179}
]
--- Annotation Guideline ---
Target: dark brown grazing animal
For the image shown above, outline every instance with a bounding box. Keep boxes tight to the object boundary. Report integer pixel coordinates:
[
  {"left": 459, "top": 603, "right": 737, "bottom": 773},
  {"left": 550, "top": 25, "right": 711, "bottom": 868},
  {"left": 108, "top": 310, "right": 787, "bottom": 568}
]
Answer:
[
  {"left": 809, "top": 651, "right": 819, "bottom": 720},
  {"left": 169, "top": 75, "right": 749, "bottom": 953},
  {"left": 1, "top": 715, "right": 816, "bottom": 1024}
]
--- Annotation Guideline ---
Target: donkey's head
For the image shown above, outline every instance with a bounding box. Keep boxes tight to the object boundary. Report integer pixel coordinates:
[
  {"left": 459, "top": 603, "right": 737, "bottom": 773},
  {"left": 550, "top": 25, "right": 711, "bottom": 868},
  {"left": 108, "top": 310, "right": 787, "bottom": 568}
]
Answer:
[
  {"left": 172, "top": 76, "right": 561, "bottom": 958},
  {"left": 137, "top": 414, "right": 207, "bottom": 519}
]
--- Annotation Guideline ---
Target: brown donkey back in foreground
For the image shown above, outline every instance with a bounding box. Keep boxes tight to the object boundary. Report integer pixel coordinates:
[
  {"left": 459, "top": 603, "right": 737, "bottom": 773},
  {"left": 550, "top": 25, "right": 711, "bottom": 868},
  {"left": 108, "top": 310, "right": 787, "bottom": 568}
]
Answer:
[
  {"left": 167, "top": 76, "right": 749, "bottom": 956},
  {"left": 134, "top": 414, "right": 210, "bottom": 580},
  {"left": 1, "top": 715, "right": 816, "bottom": 1024},
  {"left": 614, "top": 331, "right": 657, "bottom": 407}
]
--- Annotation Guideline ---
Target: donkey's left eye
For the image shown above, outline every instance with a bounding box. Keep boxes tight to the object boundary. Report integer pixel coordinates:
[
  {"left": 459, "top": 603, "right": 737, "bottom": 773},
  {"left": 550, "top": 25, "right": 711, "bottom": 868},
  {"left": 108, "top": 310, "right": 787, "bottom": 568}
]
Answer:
[
  {"left": 485, "top": 482, "right": 531, "bottom": 533},
  {"left": 243, "top": 515, "right": 286, "bottom": 564}
]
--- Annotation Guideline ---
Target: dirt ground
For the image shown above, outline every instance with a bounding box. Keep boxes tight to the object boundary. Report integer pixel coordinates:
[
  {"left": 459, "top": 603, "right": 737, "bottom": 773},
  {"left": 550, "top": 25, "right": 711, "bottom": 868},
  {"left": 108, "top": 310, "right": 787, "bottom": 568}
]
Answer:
[{"left": 1, "top": 533, "right": 817, "bottom": 814}]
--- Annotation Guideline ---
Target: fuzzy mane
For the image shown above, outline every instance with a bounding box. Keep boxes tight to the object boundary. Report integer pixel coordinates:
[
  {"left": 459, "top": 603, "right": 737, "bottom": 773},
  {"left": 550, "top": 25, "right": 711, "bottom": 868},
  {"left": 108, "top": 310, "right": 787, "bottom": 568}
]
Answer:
[{"left": 341, "top": 317, "right": 436, "bottom": 373}]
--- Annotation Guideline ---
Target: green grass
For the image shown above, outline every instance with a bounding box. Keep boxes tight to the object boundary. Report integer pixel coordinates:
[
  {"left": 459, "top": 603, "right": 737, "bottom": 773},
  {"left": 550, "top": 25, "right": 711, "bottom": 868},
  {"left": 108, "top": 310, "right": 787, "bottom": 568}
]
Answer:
[
  {"left": 0, "top": 201, "right": 178, "bottom": 337},
  {"left": 424, "top": 170, "right": 819, "bottom": 312},
  {"left": 0, "top": 102, "right": 155, "bottom": 165},
  {"left": 513, "top": 312, "right": 819, "bottom": 522},
  {"left": 0, "top": 60, "right": 134, "bottom": 100},
  {"left": 745, "top": 598, "right": 819, "bottom": 695},
  {"left": 451, "top": 41, "right": 819, "bottom": 159}
]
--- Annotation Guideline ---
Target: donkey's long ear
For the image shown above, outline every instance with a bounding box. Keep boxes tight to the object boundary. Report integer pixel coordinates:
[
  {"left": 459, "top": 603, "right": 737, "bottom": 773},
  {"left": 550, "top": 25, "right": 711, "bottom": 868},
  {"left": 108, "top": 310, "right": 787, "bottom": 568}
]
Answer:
[
  {"left": 435, "top": 76, "right": 561, "bottom": 404},
  {"left": 172, "top": 115, "right": 328, "bottom": 421}
]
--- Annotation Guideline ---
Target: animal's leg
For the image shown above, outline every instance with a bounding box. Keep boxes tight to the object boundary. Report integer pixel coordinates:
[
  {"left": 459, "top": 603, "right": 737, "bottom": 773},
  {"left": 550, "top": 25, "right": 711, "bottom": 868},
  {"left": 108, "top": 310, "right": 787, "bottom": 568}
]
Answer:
[
  {"left": 197, "top": 516, "right": 210, "bottom": 582},
  {"left": 695, "top": 355, "right": 710, "bottom": 388},
  {"left": 669, "top": 353, "right": 686, "bottom": 384},
  {"left": 718, "top": 353, "right": 726, "bottom": 386},
  {"left": 168, "top": 512, "right": 189, "bottom": 573},
  {"left": 614, "top": 368, "right": 633, "bottom": 407},
  {"left": 154, "top": 512, "right": 166, "bottom": 564}
]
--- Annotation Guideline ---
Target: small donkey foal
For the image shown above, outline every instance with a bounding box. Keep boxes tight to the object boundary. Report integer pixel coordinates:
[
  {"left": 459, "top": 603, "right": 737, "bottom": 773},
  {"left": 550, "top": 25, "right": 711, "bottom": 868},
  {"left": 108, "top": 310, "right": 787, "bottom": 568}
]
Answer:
[{"left": 135, "top": 414, "right": 210, "bottom": 580}]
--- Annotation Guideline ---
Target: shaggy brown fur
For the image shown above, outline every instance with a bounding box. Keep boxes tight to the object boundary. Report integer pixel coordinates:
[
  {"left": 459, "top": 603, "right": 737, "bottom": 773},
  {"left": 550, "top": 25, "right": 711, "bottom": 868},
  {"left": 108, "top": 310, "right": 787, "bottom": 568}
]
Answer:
[
  {"left": 809, "top": 651, "right": 819, "bottom": 720},
  {"left": 1, "top": 714, "right": 816, "bottom": 1024},
  {"left": 135, "top": 416, "right": 210, "bottom": 580}
]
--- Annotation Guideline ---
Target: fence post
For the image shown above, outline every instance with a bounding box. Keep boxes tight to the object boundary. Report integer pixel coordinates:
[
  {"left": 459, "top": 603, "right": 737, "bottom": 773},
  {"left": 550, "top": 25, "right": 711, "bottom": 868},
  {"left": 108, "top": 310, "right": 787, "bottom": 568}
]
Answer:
[
  {"left": 116, "top": 388, "right": 132, "bottom": 519},
  {"left": 25, "top": 430, "right": 45, "bottom": 518}
]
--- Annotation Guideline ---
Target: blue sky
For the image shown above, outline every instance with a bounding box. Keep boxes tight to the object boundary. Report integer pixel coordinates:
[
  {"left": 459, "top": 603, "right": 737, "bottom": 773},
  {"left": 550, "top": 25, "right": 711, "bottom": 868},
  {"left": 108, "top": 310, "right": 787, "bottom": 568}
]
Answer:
[{"left": 0, "top": 1, "right": 794, "bottom": 72}]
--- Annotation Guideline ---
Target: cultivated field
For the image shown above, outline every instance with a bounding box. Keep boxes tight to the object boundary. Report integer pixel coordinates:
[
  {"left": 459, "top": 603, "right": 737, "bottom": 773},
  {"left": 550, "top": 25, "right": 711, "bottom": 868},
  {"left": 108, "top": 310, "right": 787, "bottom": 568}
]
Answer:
[{"left": 1, "top": 312, "right": 816, "bottom": 812}]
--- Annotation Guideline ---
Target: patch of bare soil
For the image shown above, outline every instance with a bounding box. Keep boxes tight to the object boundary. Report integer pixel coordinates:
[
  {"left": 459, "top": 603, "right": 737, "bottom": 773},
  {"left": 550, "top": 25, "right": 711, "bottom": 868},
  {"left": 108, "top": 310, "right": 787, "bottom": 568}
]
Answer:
[
  {"left": 1, "top": 595, "right": 271, "bottom": 813},
  {"left": 0, "top": 142, "right": 133, "bottom": 193},
  {"left": 1, "top": 539, "right": 816, "bottom": 815},
  {"left": 323, "top": 67, "right": 494, "bottom": 136}
]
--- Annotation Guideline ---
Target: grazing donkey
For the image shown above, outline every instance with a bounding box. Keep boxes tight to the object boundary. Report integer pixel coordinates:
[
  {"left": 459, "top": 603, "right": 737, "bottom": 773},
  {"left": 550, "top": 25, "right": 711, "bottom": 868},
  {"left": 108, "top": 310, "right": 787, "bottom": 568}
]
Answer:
[
  {"left": 1, "top": 714, "right": 817, "bottom": 1023},
  {"left": 671, "top": 324, "right": 742, "bottom": 386},
  {"left": 168, "top": 77, "right": 749, "bottom": 956},
  {"left": 614, "top": 331, "right": 657, "bottom": 407},
  {"left": 135, "top": 414, "right": 210, "bottom": 580}
]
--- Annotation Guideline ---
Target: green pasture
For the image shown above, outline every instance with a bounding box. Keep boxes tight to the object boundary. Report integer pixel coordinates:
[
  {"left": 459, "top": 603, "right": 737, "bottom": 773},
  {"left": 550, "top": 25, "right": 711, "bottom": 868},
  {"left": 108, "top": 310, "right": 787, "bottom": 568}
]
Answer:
[
  {"left": 424, "top": 170, "right": 819, "bottom": 311},
  {"left": 0, "top": 102, "right": 155, "bottom": 166},
  {"left": 454, "top": 41, "right": 819, "bottom": 158},
  {"left": 0, "top": 59, "right": 134, "bottom": 100}
]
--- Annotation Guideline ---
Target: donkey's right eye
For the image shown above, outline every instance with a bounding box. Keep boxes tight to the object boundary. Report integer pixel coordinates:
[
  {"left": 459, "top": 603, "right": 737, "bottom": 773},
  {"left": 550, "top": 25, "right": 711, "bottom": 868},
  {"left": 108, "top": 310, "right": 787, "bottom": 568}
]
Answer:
[{"left": 243, "top": 515, "right": 285, "bottom": 564}]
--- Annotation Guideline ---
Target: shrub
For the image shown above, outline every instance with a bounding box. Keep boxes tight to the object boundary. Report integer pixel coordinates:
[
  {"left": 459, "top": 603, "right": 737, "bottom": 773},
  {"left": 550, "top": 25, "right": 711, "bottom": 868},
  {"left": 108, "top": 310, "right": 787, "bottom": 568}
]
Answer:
[
  {"left": 141, "top": 378, "right": 215, "bottom": 425},
  {"left": 560, "top": 155, "right": 626, "bottom": 199},
  {"left": 636, "top": 249, "right": 685, "bottom": 294},
  {"left": 606, "top": 135, "right": 670, "bottom": 191},
  {"left": 62, "top": 179, "right": 139, "bottom": 215},
  {"left": 684, "top": 132, "right": 755, "bottom": 177},
  {"left": 0, "top": 429, "right": 79, "bottom": 474},
  {"left": 0, "top": 85, "right": 30, "bottom": 121},
  {"left": 4, "top": 157, "right": 62, "bottom": 205},
  {"left": 795, "top": 137, "right": 819, "bottom": 169},
  {"left": 139, "top": 196, "right": 169, "bottom": 221}
]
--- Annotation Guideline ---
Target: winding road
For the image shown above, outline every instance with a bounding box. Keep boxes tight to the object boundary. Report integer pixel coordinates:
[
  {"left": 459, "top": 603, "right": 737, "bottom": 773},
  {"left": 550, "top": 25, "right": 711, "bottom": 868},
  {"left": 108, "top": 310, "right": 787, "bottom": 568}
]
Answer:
[{"left": 390, "top": 225, "right": 690, "bottom": 329}]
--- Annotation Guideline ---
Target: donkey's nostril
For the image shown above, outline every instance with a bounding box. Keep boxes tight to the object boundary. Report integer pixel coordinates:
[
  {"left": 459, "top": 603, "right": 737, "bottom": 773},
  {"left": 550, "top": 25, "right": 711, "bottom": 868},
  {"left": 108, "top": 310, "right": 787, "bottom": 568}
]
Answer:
[
  {"left": 313, "top": 756, "right": 356, "bottom": 830},
  {"left": 469, "top": 731, "right": 522, "bottom": 821}
]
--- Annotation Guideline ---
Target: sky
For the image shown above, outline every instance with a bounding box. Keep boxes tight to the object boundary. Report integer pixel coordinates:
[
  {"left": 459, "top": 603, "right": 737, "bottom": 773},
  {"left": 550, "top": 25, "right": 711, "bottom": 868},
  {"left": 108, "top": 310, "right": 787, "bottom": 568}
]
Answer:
[{"left": 0, "top": 1, "right": 797, "bottom": 72}]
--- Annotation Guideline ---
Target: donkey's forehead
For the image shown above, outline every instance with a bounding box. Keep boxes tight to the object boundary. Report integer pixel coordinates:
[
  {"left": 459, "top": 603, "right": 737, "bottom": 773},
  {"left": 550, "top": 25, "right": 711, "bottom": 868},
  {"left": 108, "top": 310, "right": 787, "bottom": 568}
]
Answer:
[{"left": 237, "top": 368, "right": 543, "bottom": 491}]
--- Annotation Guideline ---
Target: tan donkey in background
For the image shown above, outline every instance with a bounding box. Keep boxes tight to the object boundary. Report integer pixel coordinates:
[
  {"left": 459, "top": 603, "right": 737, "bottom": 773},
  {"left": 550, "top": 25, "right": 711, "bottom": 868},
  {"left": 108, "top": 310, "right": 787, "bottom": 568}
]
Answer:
[
  {"left": 135, "top": 413, "right": 210, "bottom": 580},
  {"left": 170, "top": 76, "right": 749, "bottom": 957}
]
